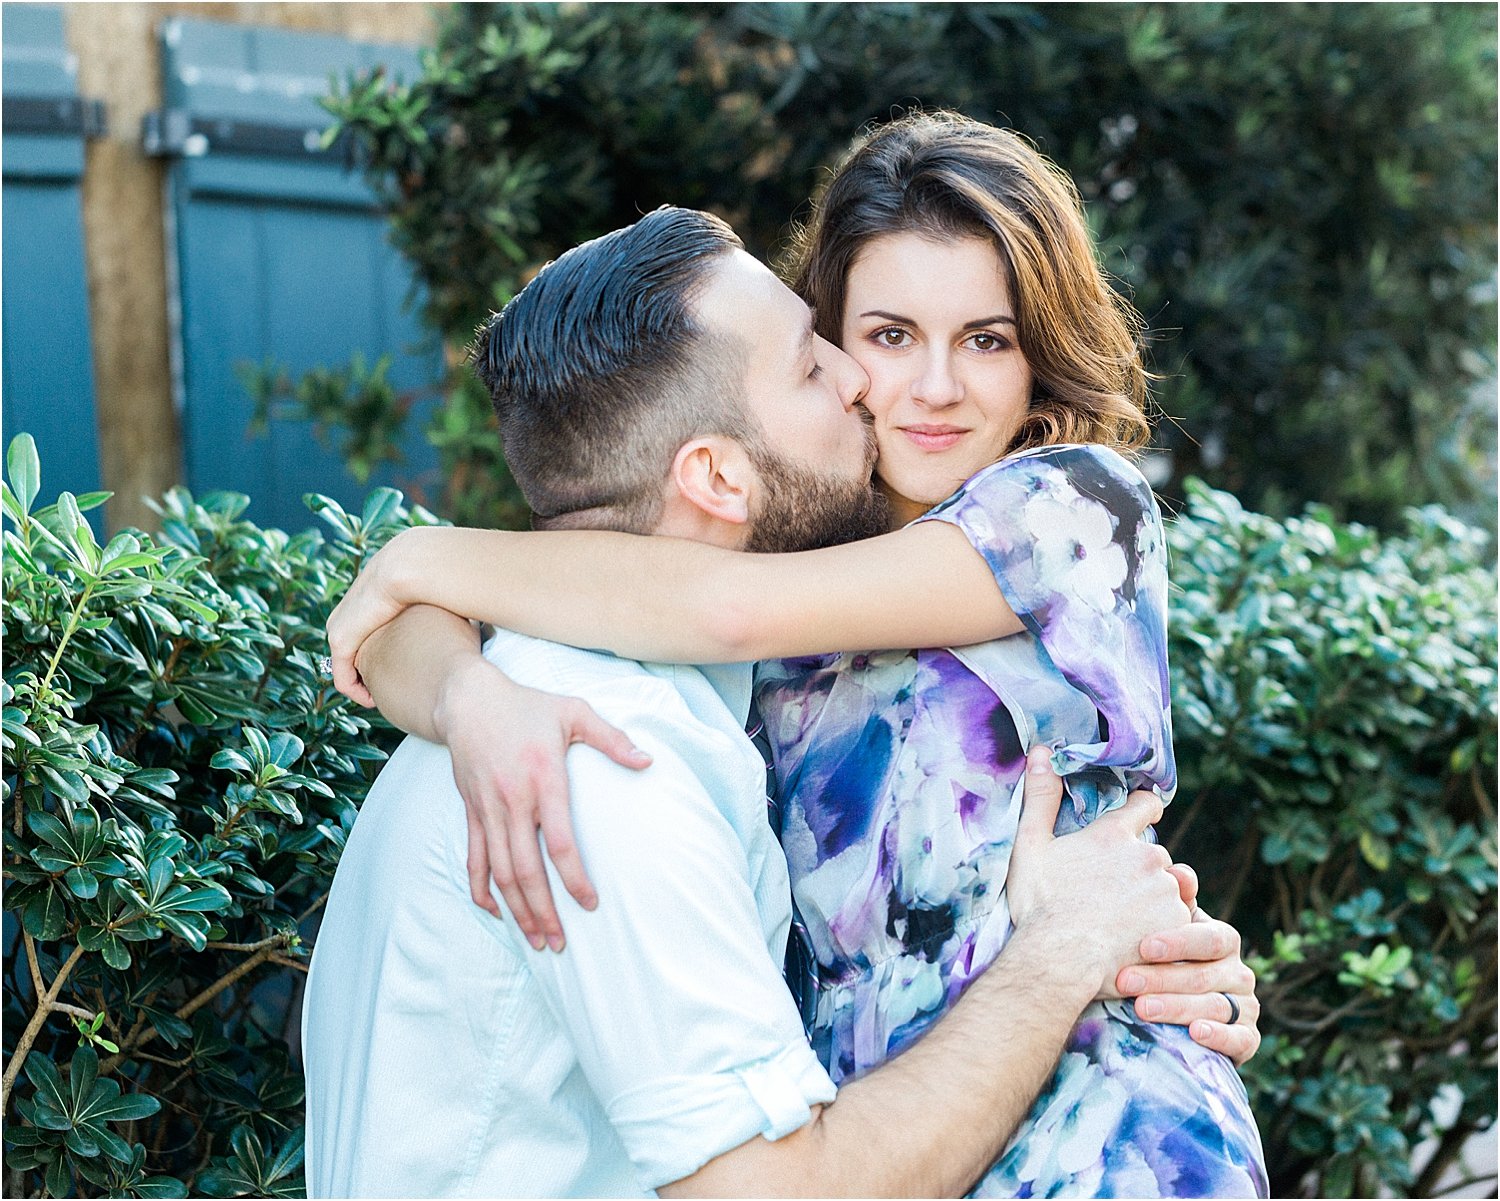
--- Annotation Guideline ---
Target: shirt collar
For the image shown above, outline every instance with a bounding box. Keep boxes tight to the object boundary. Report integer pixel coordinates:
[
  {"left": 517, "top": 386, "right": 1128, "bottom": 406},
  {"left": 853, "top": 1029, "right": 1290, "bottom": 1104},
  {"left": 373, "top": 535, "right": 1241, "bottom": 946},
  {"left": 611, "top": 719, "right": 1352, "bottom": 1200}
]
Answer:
[{"left": 693, "top": 661, "right": 755, "bottom": 728}]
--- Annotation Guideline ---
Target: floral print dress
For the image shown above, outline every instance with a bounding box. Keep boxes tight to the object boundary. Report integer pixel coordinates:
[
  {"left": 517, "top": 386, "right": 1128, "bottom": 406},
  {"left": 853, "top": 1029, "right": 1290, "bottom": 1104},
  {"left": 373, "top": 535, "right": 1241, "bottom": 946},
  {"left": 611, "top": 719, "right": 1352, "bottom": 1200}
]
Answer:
[{"left": 754, "top": 444, "right": 1268, "bottom": 1198}]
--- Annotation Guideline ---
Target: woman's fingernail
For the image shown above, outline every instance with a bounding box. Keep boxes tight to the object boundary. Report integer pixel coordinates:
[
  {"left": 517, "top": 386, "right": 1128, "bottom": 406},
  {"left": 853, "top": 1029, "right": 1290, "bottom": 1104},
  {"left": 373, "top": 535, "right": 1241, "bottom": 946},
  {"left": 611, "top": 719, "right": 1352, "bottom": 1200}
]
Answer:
[
  {"left": 1190, "top": 1020, "right": 1211, "bottom": 1041},
  {"left": 548, "top": 934, "right": 565, "bottom": 953},
  {"left": 1028, "top": 748, "right": 1051, "bottom": 774},
  {"left": 1120, "top": 970, "right": 1146, "bottom": 993},
  {"left": 528, "top": 933, "right": 546, "bottom": 952},
  {"left": 1136, "top": 996, "right": 1163, "bottom": 1019},
  {"left": 1143, "top": 938, "right": 1168, "bottom": 960}
]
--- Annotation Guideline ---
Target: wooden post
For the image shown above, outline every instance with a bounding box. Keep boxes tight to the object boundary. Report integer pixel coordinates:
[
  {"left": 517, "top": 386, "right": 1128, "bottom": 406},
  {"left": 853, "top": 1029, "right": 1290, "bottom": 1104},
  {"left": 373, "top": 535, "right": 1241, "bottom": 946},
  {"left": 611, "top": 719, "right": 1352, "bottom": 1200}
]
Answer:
[{"left": 63, "top": 3, "right": 440, "bottom": 533}]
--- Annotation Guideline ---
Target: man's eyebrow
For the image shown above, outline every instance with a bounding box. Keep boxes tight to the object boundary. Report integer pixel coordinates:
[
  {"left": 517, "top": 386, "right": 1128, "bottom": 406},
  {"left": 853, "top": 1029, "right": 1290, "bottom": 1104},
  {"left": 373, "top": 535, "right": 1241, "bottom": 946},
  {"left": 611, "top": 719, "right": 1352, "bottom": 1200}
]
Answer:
[
  {"left": 792, "top": 308, "right": 817, "bottom": 361},
  {"left": 857, "top": 309, "right": 1017, "bottom": 328}
]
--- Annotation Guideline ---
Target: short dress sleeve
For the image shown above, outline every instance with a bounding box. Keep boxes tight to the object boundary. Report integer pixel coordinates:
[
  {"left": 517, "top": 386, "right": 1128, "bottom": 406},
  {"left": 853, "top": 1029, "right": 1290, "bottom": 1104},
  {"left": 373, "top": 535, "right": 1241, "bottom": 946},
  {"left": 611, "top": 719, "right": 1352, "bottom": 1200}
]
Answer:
[{"left": 916, "top": 443, "right": 1176, "bottom": 796}]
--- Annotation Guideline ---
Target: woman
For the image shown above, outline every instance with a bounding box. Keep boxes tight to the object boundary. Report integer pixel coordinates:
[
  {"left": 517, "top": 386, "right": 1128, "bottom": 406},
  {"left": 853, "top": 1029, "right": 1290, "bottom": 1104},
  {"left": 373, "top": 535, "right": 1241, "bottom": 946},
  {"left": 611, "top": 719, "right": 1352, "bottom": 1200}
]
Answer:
[{"left": 331, "top": 112, "right": 1267, "bottom": 1196}]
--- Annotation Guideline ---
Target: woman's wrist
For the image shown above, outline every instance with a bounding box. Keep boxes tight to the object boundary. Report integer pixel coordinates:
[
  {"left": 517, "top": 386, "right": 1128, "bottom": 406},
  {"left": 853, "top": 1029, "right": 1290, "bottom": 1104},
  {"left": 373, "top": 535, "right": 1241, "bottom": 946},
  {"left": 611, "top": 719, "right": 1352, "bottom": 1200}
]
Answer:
[{"left": 375, "top": 527, "right": 438, "bottom": 610}]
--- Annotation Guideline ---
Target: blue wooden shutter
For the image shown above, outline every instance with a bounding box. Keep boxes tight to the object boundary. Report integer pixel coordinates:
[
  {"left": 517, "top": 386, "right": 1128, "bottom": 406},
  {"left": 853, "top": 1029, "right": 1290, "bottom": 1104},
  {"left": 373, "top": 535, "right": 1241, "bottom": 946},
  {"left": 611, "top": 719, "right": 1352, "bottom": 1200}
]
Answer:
[
  {"left": 153, "top": 17, "right": 442, "bottom": 533},
  {"left": 2, "top": 4, "right": 105, "bottom": 508}
]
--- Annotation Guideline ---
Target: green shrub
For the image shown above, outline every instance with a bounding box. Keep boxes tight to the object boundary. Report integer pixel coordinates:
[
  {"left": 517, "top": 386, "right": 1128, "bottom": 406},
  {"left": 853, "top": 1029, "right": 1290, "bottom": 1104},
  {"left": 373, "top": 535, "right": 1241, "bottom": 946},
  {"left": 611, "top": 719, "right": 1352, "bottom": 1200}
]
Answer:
[
  {"left": 1164, "top": 482, "right": 1497, "bottom": 1197},
  {"left": 1, "top": 434, "right": 430, "bottom": 1197},
  {"left": 269, "top": 1, "right": 1495, "bottom": 530},
  {"left": 4, "top": 434, "right": 1494, "bottom": 1197}
]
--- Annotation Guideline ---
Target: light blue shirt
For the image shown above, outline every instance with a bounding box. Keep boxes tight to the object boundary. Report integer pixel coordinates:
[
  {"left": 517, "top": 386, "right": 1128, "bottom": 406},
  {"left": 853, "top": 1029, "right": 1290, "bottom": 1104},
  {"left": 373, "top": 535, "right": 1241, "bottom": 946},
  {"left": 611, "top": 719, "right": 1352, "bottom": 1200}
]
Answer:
[{"left": 303, "top": 629, "right": 836, "bottom": 1198}]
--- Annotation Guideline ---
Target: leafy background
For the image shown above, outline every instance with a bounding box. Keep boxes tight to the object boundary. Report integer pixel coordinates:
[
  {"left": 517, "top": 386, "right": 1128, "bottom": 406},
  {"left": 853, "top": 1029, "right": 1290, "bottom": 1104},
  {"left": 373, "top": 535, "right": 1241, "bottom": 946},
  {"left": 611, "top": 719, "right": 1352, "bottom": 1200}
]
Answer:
[{"left": 5, "top": 3, "right": 1497, "bottom": 1197}]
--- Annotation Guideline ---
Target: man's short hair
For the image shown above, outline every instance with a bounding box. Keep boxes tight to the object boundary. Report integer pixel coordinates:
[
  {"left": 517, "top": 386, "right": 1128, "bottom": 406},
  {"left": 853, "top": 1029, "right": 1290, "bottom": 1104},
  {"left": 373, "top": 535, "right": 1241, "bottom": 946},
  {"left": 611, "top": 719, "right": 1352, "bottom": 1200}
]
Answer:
[{"left": 472, "top": 206, "right": 751, "bottom": 533}]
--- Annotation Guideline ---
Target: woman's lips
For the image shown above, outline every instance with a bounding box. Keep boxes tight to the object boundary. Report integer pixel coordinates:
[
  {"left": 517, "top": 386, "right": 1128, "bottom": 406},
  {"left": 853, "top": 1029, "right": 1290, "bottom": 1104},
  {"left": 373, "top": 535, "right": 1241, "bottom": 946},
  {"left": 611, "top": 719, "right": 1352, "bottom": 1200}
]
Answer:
[{"left": 900, "top": 425, "right": 967, "bottom": 452}]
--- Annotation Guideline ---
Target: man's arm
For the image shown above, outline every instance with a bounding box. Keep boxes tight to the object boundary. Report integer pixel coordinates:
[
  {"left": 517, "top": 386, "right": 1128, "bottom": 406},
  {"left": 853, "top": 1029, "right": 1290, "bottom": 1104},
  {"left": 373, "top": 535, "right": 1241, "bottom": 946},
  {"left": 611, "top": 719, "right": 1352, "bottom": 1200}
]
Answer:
[
  {"left": 527, "top": 728, "right": 1187, "bottom": 1199},
  {"left": 664, "top": 923, "right": 1100, "bottom": 1198}
]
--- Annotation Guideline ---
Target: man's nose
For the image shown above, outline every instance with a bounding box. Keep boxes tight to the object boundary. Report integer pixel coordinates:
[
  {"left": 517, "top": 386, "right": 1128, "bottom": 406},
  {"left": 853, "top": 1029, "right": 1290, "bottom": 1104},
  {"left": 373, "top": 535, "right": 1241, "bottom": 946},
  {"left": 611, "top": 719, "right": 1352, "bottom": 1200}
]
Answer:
[
  {"left": 912, "top": 351, "right": 963, "bottom": 408},
  {"left": 820, "top": 338, "right": 869, "bottom": 410}
]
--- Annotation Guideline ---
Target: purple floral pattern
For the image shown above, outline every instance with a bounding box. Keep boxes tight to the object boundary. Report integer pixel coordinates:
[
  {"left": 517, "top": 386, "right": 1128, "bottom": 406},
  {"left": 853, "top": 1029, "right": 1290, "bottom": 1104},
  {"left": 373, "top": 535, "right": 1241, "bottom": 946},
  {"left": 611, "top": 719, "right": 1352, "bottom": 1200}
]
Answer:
[{"left": 755, "top": 444, "right": 1267, "bottom": 1197}]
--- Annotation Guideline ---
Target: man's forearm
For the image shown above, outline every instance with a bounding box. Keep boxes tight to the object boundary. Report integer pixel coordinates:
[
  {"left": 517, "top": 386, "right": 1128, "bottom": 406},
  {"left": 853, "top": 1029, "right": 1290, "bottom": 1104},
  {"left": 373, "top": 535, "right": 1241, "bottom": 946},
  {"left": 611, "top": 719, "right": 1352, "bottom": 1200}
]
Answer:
[
  {"left": 664, "top": 922, "right": 1096, "bottom": 1198},
  {"left": 357, "top": 604, "right": 482, "bottom": 740}
]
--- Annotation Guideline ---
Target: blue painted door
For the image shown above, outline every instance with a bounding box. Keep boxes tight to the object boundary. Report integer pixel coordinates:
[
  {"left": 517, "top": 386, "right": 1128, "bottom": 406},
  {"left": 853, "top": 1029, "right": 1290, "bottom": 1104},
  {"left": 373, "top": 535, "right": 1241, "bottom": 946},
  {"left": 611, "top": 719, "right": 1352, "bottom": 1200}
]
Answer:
[
  {"left": 157, "top": 17, "right": 442, "bottom": 534},
  {"left": 2, "top": 4, "right": 105, "bottom": 509}
]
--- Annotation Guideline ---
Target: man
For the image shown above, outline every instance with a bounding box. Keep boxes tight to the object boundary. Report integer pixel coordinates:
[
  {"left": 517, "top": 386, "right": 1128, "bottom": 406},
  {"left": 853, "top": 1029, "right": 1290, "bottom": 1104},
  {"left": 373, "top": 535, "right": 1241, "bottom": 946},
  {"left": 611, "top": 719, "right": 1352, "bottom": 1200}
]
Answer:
[{"left": 305, "top": 207, "right": 1256, "bottom": 1197}]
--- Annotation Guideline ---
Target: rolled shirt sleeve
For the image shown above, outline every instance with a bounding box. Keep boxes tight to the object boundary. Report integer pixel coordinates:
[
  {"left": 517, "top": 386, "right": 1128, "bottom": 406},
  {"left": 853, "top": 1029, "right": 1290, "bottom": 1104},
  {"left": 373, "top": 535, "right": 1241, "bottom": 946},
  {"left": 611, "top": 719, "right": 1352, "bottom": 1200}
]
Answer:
[{"left": 470, "top": 687, "right": 836, "bottom": 1191}]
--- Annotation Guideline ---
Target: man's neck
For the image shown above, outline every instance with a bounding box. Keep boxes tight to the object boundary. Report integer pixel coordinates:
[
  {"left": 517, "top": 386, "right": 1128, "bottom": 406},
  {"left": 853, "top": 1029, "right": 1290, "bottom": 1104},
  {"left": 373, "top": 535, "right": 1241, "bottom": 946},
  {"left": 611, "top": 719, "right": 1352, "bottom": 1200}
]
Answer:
[{"left": 651, "top": 494, "right": 747, "bottom": 549}]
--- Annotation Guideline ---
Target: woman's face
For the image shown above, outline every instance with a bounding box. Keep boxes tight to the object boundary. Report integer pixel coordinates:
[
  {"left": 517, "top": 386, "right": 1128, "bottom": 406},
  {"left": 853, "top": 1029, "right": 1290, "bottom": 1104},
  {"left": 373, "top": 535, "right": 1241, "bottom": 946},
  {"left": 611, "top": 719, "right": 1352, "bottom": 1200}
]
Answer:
[{"left": 840, "top": 232, "right": 1033, "bottom": 527}]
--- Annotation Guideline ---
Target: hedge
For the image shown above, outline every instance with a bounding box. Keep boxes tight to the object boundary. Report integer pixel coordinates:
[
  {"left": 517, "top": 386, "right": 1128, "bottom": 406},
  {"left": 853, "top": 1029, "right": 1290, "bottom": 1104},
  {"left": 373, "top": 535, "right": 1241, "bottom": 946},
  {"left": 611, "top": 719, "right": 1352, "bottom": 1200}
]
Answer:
[{"left": 3, "top": 431, "right": 1494, "bottom": 1196}]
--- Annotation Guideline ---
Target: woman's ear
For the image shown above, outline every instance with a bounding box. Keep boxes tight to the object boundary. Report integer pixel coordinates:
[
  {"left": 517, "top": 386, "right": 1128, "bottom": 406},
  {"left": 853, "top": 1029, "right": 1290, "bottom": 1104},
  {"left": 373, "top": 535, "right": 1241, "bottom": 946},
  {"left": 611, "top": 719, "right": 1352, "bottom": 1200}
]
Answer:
[{"left": 669, "top": 436, "right": 754, "bottom": 528}]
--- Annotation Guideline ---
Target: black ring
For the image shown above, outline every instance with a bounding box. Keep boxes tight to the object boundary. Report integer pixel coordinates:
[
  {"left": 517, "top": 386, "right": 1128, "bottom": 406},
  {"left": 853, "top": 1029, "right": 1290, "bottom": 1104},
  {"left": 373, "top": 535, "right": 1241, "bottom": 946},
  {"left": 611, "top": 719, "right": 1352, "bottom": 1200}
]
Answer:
[{"left": 1221, "top": 991, "right": 1241, "bottom": 1025}]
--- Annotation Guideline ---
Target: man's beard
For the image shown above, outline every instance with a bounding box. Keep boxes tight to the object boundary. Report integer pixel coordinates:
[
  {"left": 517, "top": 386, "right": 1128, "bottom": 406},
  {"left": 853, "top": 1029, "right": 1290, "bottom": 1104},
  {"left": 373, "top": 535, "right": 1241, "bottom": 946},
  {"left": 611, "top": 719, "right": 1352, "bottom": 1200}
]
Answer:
[{"left": 743, "top": 440, "right": 890, "bottom": 554}]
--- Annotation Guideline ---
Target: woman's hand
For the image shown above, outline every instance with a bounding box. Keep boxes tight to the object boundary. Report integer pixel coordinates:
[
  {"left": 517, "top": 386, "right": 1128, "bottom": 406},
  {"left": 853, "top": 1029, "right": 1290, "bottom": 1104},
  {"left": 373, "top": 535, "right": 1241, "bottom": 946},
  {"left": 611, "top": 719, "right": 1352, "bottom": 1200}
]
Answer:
[
  {"left": 433, "top": 654, "right": 651, "bottom": 950},
  {"left": 328, "top": 531, "right": 425, "bottom": 707},
  {"left": 1114, "top": 904, "right": 1262, "bottom": 1066}
]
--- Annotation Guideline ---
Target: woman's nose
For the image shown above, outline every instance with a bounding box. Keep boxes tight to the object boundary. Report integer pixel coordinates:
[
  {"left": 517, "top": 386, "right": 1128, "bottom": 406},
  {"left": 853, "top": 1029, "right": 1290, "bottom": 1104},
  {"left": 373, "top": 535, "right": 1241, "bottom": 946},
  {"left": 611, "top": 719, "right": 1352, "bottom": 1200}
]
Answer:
[{"left": 912, "top": 352, "right": 963, "bottom": 408}]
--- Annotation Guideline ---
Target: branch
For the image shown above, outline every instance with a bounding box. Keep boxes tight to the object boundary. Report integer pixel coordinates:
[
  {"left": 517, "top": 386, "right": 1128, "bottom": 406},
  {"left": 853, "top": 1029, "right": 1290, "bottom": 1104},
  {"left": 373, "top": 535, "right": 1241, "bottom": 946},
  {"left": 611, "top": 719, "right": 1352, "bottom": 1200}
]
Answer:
[
  {"left": 297, "top": 892, "right": 329, "bottom": 924},
  {"left": 132, "top": 1051, "right": 194, "bottom": 1069},
  {"left": 203, "top": 934, "right": 291, "bottom": 953},
  {"left": 1, "top": 944, "right": 87, "bottom": 1111},
  {"left": 1413, "top": 1120, "right": 1487, "bottom": 1196},
  {"left": 99, "top": 941, "right": 286, "bottom": 1072},
  {"left": 22, "top": 933, "right": 44, "bottom": 999},
  {"left": 1431, "top": 1171, "right": 1499, "bottom": 1199},
  {"left": 268, "top": 954, "right": 309, "bottom": 973}
]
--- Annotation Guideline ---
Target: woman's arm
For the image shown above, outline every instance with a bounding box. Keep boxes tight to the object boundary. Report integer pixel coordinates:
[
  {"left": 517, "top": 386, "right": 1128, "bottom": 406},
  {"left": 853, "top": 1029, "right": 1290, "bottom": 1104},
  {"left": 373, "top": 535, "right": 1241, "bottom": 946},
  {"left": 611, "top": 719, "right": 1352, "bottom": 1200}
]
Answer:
[
  {"left": 328, "top": 522, "right": 1022, "bottom": 696},
  {"left": 352, "top": 603, "right": 651, "bottom": 946}
]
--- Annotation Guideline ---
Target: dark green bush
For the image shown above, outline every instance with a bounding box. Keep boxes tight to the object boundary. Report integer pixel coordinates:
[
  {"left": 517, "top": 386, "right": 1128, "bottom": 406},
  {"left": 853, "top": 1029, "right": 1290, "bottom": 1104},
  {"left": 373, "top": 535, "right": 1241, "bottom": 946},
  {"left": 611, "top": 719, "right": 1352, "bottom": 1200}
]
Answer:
[
  {"left": 1, "top": 434, "right": 428, "bottom": 1197},
  {"left": 6, "top": 430, "right": 1496, "bottom": 1196},
  {"left": 276, "top": 1, "right": 1495, "bottom": 530},
  {"left": 1163, "top": 482, "right": 1496, "bottom": 1196}
]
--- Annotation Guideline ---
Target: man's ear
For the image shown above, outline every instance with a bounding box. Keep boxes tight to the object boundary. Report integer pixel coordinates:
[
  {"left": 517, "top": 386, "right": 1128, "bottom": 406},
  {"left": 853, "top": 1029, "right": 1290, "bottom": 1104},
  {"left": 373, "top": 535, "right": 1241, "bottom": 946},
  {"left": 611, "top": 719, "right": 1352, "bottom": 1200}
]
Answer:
[{"left": 669, "top": 436, "right": 755, "bottom": 527}]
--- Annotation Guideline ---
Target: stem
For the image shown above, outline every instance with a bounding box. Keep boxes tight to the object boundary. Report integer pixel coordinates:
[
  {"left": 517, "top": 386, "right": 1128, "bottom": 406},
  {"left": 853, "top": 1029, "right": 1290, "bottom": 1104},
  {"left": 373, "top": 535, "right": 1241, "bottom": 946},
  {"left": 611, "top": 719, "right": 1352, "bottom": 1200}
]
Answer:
[
  {"left": 297, "top": 892, "right": 329, "bottom": 924},
  {"left": 0, "top": 944, "right": 86, "bottom": 1111},
  {"left": 35, "top": 581, "right": 98, "bottom": 706},
  {"left": 1413, "top": 1121, "right": 1483, "bottom": 1196},
  {"left": 203, "top": 934, "right": 291, "bottom": 953},
  {"left": 1216, "top": 829, "right": 1262, "bottom": 925},
  {"left": 22, "top": 933, "right": 44, "bottom": 999},
  {"left": 1471, "top": 761, "right": 1495, "bottom": 824},
  {"left": 1431, "top": 1173, "right": 1499, "bottom": 1199},
  {"left": 98, "top": 940, "right": 288, "bottom": 1073},
  {"left": 1161, "top": 792, "right": 1205, "bottom": 855}
]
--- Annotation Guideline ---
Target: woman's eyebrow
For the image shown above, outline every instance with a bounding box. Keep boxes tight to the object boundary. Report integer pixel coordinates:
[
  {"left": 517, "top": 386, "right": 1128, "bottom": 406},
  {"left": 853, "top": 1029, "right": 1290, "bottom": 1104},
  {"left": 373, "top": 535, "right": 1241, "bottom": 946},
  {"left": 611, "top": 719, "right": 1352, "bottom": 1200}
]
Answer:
[{"left": 856, "top": 309, "right": 1018, "bottom": 328}]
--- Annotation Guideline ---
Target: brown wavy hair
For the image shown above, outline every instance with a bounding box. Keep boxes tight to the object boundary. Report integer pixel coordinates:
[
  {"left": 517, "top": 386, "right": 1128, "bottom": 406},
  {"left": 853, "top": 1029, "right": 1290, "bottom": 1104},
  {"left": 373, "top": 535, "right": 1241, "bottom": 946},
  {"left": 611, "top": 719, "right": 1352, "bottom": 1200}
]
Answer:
[{"left": 781, "top": 110, "right": 1152, "bottom": 455}]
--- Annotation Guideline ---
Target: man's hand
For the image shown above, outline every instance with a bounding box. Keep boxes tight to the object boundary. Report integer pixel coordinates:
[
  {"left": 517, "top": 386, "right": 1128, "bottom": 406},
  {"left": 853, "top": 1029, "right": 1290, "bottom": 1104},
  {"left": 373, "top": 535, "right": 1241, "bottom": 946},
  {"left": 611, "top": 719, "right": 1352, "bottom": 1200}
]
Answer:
[
  {"left": 1007, "top": 748, "right": 1192, "bottom": 997},
  {"left": 1116, "top": 908, "right": 1262, "bottom": 1066}
]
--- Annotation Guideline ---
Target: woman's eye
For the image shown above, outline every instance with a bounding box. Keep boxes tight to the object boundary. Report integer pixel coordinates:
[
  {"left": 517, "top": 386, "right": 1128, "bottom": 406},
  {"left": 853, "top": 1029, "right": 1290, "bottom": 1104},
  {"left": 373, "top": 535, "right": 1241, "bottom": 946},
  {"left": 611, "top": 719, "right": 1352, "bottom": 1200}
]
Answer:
[
  {"left": 808, "top": 364, "right": 825, "bottom": 381},
  {"left": 968, "top": 332, "right": 1007, "bottom": 351},
  {"left": 875, "top": 327, "right": 909, "bottom": 347}
]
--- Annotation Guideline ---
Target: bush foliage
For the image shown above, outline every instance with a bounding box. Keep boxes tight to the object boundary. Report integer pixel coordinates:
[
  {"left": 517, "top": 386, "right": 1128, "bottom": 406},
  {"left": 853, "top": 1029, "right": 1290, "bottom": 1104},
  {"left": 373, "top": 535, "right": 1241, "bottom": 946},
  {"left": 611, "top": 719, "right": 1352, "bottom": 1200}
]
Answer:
[
  {"left": 1, "top": 434, "right": 425, "bottom": 1197},
  {"left": 3, "top": 433, "right": 1494, "bottom": 1197},
  {"left": 267, "top": 1, "right": 1496, "bottom": 530},
  {"left": 1164, "top": 483, "right": 1497, "bottom": 1197}
]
